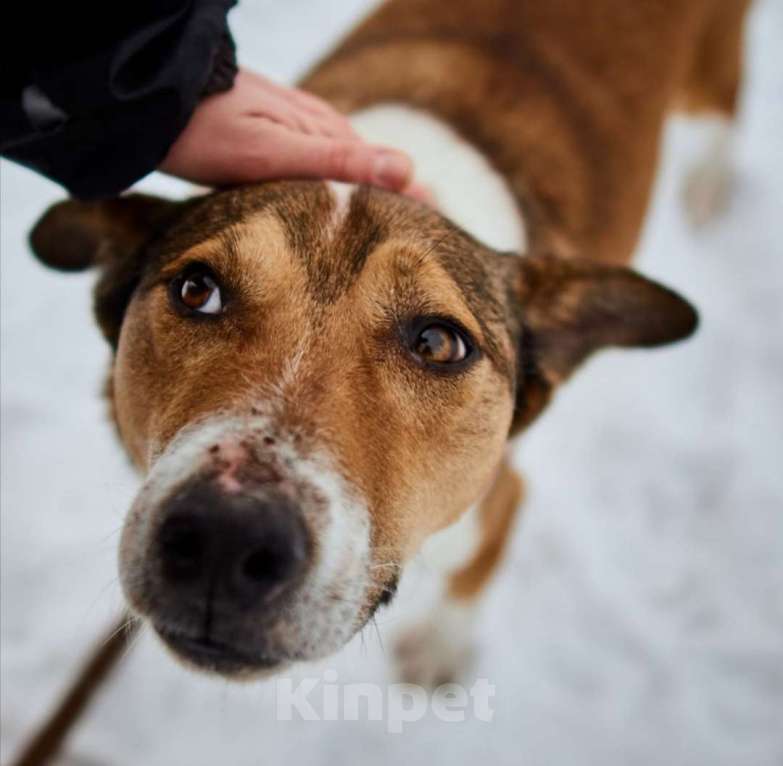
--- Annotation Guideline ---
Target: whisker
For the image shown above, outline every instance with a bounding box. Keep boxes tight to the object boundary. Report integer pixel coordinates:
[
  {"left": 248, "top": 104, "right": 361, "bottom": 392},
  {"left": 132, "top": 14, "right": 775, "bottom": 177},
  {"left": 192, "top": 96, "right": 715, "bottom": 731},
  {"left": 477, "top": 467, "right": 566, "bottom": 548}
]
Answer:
[
  {"left": 371, "top": 616, "right": 385, "bottom": 656},
  {"left": 119, "top": 620, "right": 145, "bottom": 664},
  {"left": 102, "top": 612, "right": 140, "bottom": 649},
  {"left": 95, "top": 524, "right": 125, "bottom": 547}
]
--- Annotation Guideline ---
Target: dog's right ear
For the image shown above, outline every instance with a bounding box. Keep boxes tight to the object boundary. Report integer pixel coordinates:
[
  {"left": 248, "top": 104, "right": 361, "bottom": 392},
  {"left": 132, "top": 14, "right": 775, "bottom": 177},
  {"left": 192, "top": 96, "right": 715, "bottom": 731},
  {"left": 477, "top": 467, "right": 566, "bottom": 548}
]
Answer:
[
  {"left": 29, "top": 194, "right": 185, "bottom": 345},
  {"left": 29, "top": 194, "right": 182, "bottom": 272},
  {"left": 500, "top": 251, "right": 699, "bottom": 433}
]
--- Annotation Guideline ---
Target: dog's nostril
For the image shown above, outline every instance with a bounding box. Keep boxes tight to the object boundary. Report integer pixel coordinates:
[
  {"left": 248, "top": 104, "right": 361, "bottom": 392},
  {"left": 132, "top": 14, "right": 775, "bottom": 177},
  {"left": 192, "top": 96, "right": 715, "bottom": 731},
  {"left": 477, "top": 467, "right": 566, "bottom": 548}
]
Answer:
[
  {"left": 236, "top": 515, "right": 308, "bottom": 598},
  {"left": 241, "top": 548, "right": 288, "bottom": 584},
  {"left": 159, "top": 516, "right": 204, "bottom": 582},
  {"left": 164, "top": 527, "right": 201, "bottom": 561}
]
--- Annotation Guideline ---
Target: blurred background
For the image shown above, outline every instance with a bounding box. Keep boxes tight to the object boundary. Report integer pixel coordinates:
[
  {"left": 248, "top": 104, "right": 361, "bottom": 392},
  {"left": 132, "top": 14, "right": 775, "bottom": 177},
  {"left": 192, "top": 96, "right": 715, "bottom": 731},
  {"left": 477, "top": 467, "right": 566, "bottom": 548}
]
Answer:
[{"left": 2, "top": 1, "right": 782, "bottom": 764}]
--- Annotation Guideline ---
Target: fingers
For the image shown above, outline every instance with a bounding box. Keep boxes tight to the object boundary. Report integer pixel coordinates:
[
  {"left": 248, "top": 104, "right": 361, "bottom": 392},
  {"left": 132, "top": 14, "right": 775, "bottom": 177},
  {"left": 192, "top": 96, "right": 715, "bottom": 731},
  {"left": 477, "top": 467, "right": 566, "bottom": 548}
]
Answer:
[
  {"left": 256, "top": 127, "right": 413, "bottom": 191},
  {"left": 242, "top": 76, "right": 405, "bottom": 181},
  {"left": 286, "top": 91, "right": 358, "bottom": 138},
  {"left": 241, "top": 69, "right": 358, "bottom": 140},
  {"left": 161, "top": 69, "right": 419, "bottom": 195},
  {"left": 248, "top": 71, "right": 345, "bottom": 122},
  {"left": 249, "top": 95, "right": 357, "bottom": 141}
]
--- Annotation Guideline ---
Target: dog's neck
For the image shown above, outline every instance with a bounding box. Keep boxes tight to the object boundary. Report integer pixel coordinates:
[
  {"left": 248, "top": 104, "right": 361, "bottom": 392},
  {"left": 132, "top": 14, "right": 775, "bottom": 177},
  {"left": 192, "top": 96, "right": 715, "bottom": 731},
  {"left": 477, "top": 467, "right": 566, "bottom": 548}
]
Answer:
[{"left": 350, "top": 104, "right": 527, "bottom": 253}]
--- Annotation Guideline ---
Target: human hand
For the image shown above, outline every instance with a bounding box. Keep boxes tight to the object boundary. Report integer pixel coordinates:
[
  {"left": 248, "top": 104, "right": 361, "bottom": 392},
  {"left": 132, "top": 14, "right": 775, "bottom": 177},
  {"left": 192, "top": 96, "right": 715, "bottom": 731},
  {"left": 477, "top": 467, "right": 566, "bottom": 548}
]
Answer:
[{"left": 160, "top": 69, "right": 429, "bottom": 200}]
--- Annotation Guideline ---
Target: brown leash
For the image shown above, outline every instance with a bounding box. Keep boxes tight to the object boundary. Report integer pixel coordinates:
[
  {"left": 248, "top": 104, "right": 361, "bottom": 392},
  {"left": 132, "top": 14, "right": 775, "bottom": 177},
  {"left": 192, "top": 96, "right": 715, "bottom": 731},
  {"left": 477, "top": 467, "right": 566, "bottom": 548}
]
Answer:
[{"left": 9, "top": 612, "right": 140, "bottom": 766}]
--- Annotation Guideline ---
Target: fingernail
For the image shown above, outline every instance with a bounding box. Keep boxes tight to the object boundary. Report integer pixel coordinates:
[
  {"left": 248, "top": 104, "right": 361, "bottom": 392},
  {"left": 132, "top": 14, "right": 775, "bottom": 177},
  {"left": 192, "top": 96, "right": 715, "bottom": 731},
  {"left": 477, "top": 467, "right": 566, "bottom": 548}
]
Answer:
[
  {"left": 372, "top": 151, "right": 412, "bottom": 189},
  {"left": 405, "top": 182, "right": 437, "bottom": 208}
]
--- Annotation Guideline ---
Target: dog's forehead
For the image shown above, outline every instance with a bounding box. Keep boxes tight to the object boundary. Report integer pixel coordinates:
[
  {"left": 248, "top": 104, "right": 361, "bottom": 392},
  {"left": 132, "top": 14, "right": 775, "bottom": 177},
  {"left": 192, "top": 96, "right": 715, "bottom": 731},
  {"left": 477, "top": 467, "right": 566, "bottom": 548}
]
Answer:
[
  {"left": 157, "top": 181, "right": 479, "bottom": 278},
  {"left": 148, "top": 181, "right": 515, "bottom": 368}
]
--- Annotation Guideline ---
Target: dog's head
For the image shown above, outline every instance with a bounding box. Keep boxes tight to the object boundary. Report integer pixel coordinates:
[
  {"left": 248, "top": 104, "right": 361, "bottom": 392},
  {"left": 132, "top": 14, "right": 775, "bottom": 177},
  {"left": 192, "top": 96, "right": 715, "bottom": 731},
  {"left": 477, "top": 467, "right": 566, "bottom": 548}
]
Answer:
[{"left": 30, "top": 182, "right": 696, "bottom": 677}]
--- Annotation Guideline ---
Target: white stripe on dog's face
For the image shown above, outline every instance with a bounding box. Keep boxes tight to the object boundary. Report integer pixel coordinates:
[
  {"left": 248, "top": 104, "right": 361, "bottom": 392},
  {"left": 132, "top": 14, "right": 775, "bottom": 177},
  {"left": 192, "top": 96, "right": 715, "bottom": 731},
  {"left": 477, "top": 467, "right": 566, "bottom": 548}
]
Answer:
[
  {"left": 326, "top": 180, "right": 356, "bottom": 236},
  {"left": 119, "top": 413, "right": 372, "bottom": 674}
]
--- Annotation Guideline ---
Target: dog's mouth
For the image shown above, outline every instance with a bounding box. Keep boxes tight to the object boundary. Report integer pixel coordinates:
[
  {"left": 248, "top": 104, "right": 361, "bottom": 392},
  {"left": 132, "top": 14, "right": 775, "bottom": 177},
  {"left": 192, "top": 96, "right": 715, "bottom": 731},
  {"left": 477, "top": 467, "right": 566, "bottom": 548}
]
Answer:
[{"left": 155, "top": 625, "right": 285, "bottom": 675}]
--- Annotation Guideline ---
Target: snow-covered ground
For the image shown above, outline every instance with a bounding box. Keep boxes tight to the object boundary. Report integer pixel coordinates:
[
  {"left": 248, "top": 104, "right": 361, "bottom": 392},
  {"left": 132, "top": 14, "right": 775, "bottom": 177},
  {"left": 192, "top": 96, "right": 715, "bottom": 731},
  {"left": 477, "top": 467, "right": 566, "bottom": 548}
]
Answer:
[{"left": 2, "top": 1, "right": 782, "bottom": 764}]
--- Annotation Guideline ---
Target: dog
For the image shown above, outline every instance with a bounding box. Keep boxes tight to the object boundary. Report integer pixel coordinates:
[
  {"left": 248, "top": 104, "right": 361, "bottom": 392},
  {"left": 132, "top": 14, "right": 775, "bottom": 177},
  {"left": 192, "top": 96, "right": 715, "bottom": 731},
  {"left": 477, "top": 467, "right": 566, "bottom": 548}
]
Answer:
[{"left": 28, "top": 0, "right": 749, "bottom": 684}]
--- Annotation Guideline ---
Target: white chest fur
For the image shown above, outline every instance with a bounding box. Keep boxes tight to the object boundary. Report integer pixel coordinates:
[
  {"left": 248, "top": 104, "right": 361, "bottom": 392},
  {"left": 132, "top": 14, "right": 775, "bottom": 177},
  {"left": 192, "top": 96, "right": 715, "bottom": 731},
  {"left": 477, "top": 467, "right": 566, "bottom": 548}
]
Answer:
[
  {"left": 417, "top": 502, "right": 482, "bottom": 575},
  {"left": 349, "top": 104, "right": 527, "bottom": 253}
]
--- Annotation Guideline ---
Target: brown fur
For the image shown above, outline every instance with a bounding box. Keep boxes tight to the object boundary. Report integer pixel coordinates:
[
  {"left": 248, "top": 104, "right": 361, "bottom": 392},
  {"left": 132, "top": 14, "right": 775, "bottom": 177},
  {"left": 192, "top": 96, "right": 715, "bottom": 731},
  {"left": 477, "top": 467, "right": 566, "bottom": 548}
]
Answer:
[{"left": 681, "top": 0, "right": 751, "bottom": 115}]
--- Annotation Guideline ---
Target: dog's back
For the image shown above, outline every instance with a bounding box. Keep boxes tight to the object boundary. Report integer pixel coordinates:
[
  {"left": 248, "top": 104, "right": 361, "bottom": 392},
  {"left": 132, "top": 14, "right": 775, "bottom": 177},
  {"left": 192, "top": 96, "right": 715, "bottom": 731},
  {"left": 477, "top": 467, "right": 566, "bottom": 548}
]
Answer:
[{"left": 304, "top": 0, "right": 751, "bottom": 263}]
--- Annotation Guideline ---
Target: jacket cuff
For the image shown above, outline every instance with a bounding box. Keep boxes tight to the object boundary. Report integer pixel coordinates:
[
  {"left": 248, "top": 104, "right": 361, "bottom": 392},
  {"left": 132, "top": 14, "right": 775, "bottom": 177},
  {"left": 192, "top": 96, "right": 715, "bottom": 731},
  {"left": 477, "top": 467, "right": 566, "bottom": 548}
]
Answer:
[{"left": 201, "top": 31, "right": 238, "bottom": 98}]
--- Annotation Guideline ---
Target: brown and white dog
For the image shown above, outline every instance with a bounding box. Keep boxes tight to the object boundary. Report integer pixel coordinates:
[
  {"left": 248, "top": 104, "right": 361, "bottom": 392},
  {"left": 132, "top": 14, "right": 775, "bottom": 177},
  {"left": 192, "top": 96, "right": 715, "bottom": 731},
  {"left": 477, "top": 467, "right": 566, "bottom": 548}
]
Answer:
[{"left": 29, "top": 0, "right": 749, "bottom": 683}]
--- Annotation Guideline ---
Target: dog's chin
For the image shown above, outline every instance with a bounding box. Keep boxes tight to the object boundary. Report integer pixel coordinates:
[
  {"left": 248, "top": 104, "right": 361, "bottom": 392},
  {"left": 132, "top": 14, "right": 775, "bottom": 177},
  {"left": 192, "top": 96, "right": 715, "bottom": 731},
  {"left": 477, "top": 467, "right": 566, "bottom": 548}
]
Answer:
[{"left": 154, "top": 625, "right": 290, "bottom": 680}]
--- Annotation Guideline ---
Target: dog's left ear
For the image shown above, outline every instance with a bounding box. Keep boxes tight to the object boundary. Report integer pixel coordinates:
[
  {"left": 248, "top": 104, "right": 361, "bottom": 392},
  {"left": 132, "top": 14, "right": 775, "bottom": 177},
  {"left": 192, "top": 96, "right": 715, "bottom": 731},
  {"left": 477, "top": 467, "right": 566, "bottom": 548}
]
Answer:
[
  {"left": 507, "top": 252, "right": 698, "bottom": 429},
  {"left": 29, "top": 195, "right": 186, "bottom": 346},
  {"left": 29, "top": 195, "right": 182, "bottom": 272}
]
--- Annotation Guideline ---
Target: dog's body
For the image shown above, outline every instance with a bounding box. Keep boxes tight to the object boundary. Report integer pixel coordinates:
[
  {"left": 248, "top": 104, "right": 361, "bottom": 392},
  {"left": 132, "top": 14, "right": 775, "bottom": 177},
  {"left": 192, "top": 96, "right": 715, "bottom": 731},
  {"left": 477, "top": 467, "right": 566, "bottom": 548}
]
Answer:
[
  {"left": 305, "top": 0, "right": 749, "bottom": 262},
  {"left": 29, "top": 0, "right": 749, "bottom": 683}
]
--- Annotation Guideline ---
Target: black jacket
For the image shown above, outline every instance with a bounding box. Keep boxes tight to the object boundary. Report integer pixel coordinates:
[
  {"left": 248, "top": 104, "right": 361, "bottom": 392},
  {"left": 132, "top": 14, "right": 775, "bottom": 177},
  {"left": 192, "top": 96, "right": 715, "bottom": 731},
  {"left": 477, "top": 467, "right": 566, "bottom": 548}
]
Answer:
[{"left": 2, "top": 1, "right": 237, "bottom": 199}]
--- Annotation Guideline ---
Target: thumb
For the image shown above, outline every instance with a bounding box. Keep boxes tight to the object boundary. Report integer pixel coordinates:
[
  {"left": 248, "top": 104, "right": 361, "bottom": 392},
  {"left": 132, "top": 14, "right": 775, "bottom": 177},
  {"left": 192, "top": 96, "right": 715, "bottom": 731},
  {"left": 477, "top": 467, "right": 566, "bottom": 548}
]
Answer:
[{"left": 264, "top": 132, "right": 413, "bottom": 192}]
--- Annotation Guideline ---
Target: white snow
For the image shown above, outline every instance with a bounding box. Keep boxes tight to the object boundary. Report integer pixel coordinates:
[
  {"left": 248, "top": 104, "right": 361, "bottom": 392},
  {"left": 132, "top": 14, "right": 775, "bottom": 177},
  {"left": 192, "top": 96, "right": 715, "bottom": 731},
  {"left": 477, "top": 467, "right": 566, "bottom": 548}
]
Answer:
[{"left": 2, "top": 1, "right": 782, "bottom": 764}]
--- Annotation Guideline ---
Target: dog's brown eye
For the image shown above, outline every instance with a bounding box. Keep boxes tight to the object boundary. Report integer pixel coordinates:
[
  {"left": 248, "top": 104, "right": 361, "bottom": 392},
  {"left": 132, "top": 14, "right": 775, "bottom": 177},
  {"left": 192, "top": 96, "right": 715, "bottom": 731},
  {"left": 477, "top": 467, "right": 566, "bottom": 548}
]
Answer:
[
  {"left": 174, "top": 269, "right": 223, "bottom": 315},
  {"left": 412, "top": 323, "right": 469, "bottom": 365}
]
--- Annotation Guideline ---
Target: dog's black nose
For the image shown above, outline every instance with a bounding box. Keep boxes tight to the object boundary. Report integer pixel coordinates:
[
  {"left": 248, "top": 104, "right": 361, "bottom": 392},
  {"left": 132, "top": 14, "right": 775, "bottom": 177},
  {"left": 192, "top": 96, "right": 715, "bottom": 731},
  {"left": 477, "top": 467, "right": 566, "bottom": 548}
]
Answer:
[{"left": 157, "top": 481, "right": 309, "bottom": 607}]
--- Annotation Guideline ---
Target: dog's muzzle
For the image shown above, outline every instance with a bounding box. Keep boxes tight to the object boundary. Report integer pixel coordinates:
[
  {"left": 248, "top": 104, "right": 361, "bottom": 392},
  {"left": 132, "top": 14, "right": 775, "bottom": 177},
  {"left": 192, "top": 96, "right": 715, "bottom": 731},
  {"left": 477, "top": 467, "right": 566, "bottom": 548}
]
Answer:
[{"left": 119, "top": 418, "right": 374, "bottom": 677}]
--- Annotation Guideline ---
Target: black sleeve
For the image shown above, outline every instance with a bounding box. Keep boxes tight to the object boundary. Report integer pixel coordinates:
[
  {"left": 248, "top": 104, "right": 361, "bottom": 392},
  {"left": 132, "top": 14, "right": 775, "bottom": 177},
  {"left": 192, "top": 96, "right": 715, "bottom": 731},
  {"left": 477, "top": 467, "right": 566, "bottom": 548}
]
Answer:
[{"left": 1, "top": 1, "right": 238, "bottom": 199}]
